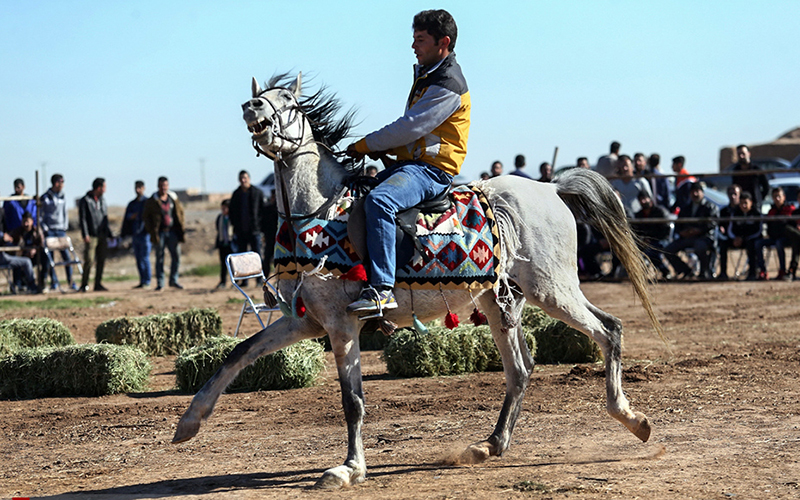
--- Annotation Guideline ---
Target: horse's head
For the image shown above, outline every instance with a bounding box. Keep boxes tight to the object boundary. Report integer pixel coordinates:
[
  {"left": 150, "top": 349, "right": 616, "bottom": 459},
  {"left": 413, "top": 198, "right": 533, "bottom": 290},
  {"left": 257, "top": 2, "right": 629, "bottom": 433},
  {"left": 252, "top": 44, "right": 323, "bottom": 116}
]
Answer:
[{"left": 242, "top": 73, "right": 307, "bottom": 157}]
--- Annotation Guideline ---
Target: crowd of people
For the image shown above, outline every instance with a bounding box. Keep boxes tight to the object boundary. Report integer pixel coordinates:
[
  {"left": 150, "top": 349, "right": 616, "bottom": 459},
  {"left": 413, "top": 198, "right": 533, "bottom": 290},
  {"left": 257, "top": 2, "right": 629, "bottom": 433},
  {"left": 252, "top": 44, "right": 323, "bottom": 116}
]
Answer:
[
  {"left": 1, "top": 170, "right": 277, "bottom": 295},
  {"left": 486, "top": 142, "right": 800, "bottom": 282}
]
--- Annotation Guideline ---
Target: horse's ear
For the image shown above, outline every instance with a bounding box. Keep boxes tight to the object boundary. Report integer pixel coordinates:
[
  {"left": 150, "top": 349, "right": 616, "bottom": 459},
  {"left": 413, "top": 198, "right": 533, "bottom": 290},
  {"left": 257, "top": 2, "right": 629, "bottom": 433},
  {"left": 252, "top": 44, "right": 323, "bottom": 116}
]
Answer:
[
  {"left": 289, "top": 72, "right": 302, "bottom": 98},
  {"left": 251, "top": 77, "right": 262, "bottom": 98}
]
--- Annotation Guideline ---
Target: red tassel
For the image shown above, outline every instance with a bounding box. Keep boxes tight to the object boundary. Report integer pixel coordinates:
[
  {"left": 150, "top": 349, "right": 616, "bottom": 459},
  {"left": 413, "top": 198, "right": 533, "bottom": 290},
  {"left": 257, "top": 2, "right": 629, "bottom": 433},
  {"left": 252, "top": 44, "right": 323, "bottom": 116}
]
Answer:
[
  {"left": 470, "top": 307, "right": 488, "bottom": 326},
  {"left": 339, "top": 264, "right": 368, "bottom": 282},
  {"left": 445, "top": 312, "right": 459, "bottom": 329},
  {"left": 296, "top": 297, "right": 306, "bottom": 318}
]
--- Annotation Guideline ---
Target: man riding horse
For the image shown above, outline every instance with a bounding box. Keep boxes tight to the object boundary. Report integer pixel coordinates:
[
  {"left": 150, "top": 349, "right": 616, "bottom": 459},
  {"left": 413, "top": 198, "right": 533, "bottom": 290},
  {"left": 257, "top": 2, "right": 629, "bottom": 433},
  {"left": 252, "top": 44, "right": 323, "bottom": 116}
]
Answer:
[{"left": 345, "top": 9, "right": 470, "bottom": 314}]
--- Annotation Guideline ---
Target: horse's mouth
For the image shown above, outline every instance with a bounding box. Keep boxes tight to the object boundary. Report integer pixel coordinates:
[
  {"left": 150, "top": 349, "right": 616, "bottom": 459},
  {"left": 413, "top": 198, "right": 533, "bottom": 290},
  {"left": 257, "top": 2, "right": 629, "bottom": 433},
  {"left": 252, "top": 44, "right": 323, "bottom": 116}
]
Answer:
[{"left": 247, "top": 118, "right": 269, "bottom": 136}]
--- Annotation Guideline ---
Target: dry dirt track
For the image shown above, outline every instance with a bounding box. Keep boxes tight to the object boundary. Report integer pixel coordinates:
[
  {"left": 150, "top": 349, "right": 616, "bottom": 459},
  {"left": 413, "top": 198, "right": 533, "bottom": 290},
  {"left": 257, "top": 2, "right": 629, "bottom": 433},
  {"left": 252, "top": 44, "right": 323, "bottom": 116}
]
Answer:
[{"left": 1, "top": 271, "right": 799, "bottom": 500}]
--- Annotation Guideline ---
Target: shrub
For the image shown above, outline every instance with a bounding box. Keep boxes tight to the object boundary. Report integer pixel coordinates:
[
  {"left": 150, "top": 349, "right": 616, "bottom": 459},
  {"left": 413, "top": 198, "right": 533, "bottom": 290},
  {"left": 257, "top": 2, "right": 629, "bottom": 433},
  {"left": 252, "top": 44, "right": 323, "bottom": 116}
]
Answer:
[
  {"left": 382, "top": 325, "right": 537, "bottom": 378},
  {"left": 95, "top": 308, "right": 222, "bottom": 356},
  {"left": 0, "top": 344, "right": 151, "bottom": 399},
  {"left": 0, "top": 318, "right": 75, "bottom": 358},
  {"left": 175, "top": 337, "right": 325, "bottom": 393}
]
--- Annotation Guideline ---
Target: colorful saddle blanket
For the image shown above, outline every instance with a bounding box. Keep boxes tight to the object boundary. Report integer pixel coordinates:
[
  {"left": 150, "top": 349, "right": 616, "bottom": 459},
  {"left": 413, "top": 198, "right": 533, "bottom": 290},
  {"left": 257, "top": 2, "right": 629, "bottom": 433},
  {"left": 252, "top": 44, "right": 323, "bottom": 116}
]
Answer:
[{"left": 273, "top": 185, "right": 500, "bottom": 290}]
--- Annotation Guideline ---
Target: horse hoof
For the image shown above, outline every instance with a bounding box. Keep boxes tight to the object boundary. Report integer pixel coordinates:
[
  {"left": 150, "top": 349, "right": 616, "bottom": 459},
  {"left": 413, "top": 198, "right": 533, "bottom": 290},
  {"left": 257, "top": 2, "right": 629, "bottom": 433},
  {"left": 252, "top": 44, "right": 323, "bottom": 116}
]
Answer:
[
  {"left": 632, "top": 412, "right": 651, "bottom": 442},
  {"left": 171, "top": 416, "right": 201, "bottom": 444},
  {"left": 441, "top": 441, "right": 493, "bottom": 465},
  {"left": 314, "top": 465, "right": 365, "bottom": 489}
]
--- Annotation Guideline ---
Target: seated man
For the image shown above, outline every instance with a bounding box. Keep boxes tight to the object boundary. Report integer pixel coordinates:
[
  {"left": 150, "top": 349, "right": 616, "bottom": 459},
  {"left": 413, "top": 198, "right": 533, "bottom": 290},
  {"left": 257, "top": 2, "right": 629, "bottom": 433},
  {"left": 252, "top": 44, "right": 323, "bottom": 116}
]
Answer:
[
  {"left": 788, "top": 193, "right": 800, "bottom": 280},
  {"left": 727, "top": 192, "right": 764, "bottom": 280},
  {"left": 664, "top": 182, "right": 718, "bottom": 279},
  {"left": 0, "top": 208, "right": 38, "bottom": 294},
  {"left": 716, "top": 184, "right": 741, "bottom": 280},
  {"left": 10, "top": 211, "right": 47, "bottom": 290},
  {"left": 345, "top": 10, "right": 469, "bottom": 313},
  {"left": 631, "top": 191, "right": 671, "bottom": 279},
  {"left": 755, "top": 187, "right": 794, "bottom": 280}
]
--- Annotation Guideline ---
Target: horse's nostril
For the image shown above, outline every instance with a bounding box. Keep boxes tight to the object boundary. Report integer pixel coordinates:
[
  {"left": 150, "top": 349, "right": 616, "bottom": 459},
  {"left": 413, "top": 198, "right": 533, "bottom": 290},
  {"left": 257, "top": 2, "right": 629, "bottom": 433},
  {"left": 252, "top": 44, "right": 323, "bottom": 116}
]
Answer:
[{"left": 251, "top": 99, "right": 263, "bottom": 107}]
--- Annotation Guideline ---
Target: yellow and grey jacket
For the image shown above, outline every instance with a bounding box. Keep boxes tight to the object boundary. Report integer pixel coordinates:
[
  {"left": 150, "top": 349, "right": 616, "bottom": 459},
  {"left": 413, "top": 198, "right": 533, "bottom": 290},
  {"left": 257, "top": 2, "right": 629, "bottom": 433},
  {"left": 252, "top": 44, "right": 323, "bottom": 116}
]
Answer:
[{"left": 354, "top": 53, "right": 470, "bottom": 176}]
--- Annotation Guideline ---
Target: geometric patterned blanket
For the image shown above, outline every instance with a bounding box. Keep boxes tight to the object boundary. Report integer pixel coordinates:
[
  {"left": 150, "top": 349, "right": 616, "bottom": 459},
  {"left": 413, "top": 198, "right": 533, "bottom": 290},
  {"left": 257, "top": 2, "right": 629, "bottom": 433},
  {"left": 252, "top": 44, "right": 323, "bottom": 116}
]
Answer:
[{"left": 273, "top": 185, "right": 500, "bottom": 290}]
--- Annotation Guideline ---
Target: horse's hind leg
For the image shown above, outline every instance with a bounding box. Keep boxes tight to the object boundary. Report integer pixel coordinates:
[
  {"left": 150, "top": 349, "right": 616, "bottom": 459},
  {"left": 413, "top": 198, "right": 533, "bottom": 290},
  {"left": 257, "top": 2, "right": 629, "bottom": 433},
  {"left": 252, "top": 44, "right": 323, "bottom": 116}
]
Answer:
[
  {"left": 533, "top": 285, "right": 651, "bottom": 442},
  {"left": 172, "top": 317, "right": 319, "bottom": 444},
  {"left": 456, "top": 288, "right": 534, "bottom": 463}
]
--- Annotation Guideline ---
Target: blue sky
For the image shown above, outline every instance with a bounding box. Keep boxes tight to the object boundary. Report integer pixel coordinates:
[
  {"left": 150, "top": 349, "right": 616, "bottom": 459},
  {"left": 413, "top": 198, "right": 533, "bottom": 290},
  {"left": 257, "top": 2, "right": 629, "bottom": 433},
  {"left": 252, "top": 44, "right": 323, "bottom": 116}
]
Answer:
[{"left": 2, "top": 0, "right": 799, "bottom": 207}]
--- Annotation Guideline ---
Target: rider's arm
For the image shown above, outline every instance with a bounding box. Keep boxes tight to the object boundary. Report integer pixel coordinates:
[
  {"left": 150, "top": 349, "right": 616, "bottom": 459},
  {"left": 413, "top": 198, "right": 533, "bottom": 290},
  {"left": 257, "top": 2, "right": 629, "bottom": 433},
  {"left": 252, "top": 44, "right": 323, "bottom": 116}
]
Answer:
[{"left": 352, "top": 85, "right": 461, "bottom": 154}]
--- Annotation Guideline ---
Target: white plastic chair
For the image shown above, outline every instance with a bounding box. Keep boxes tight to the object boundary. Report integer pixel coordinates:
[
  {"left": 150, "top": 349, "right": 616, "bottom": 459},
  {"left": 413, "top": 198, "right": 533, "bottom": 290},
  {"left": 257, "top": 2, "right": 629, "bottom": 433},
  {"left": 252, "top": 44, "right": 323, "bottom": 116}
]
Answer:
[
  {"left": 226, "top": 251, "right": 280, "bottom": 337},
  {"left": 44, "top": 236, "right": 83, "bottom": 292}
]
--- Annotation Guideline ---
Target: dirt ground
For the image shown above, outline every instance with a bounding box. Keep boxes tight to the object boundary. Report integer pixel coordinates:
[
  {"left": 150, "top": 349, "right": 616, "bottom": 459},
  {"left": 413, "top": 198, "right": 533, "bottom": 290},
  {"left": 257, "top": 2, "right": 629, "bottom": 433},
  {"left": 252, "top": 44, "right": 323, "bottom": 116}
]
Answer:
[{"left": 1, "top": 209, "right": 799, "bottom": 499}]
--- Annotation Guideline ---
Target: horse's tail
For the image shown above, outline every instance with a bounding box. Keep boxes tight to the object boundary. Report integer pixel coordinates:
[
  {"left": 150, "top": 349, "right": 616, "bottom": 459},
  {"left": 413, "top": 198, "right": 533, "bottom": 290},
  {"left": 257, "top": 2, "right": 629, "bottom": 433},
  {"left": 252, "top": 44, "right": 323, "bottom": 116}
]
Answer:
[{"left": 553, "top": 168, "right": 666, "bottom": 345}]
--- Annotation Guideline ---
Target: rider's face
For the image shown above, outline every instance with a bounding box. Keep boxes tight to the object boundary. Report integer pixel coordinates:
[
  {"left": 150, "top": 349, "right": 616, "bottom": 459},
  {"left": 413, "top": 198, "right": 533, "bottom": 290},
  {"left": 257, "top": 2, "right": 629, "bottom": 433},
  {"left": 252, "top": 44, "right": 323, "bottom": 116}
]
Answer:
[{"left": 412, "top": 30, "right": 449, "bottom": 67}]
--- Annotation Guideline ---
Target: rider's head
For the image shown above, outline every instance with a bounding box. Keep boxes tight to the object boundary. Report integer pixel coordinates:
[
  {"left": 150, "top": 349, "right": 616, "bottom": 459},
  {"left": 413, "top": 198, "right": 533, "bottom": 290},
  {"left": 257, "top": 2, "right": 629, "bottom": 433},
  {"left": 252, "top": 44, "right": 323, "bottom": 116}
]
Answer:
[{"left": 413, "top": 10, "right": 457, "bottom": 50}]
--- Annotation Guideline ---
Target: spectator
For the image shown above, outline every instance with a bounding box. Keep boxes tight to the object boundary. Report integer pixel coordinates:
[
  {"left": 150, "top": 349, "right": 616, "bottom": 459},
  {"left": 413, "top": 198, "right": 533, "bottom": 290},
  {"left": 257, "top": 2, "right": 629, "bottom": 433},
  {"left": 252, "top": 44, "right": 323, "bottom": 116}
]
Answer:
[
  {"left": 490, "top": 161, "right": 503, "bottom": 178},
  {"left": 9, "top": 211, "right": 46, "bottom": 291},
  {"left": 576, "top": 157, "right": 590, "bottom": 169},
  {"left": 479, "top": 172, "right": 490, "bottom": 180},
  {"left": 731, "top": 145, "right": 769, "bottom": 208},
  {"left": 78, "top": 177, "right": 112, "bottom": 292},
  {"left": 664, "top": 182, "right": 718, "bottom": 279},
  {"left": 229, "top": 170, "right": 267, "bottom": 283},
  {"left": 787, "top": 191, "right": 800, "bottom": 280},
  {"left": 509, "top": 154, "right": 532, "bottom": 179},
  {"left": 366, "top": 165, "right": 379, "bottom": 177},
  {"left": 576, "top": 221, "right": 604, "bottom": 280},
  {"left": 538, "top": 162, "right": 553, "bottom": 182},
  {"left": 728, "top": 192, "right": 764, "bottom": 280},
  {"left": 121, "top": 180, "right": 151, "bottom": 289},
  {"left": 755, "top": 186, "right": 794, "bottom": 280},
  {"left": 40, "top": 173, "right": 76, "bottom": 290},
  {"left": 594, "top": 141, "right": 620, "bottom": 178},
  {"left": 716, "top": 184, "right": 742, "bottom": 280},
  {"left": 611, "top": 155, "right": 653, "bottom": 214},
  {"left": 632, "top": 191, "right": 671, "bottom": 279},
  {"left": 648, "top": 154, "right": 672, "bottom": 209},
  {"left": 670, "top": 155, "right": 696, "bottom": 211},
  {"left": 0, "top": 209, "right": 38, "bottom": 294},
  {"left": 144, "top": 176, "right": 185, "bottom": 291},
  {"left": 214, "top": 199, "right": 234, "bottom": 290},
  {"left": 3, "top": 178, "right": 37, "bottom": 233},
  {"left": 633, "top": 153, "right": 648, "bottom": 176}
]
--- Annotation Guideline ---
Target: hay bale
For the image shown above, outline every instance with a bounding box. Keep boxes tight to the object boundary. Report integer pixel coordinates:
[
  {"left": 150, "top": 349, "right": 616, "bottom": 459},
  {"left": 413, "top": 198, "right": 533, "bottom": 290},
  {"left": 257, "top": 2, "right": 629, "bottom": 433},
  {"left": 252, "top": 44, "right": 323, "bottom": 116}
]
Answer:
[
  {"left": 0, "top": 344, "right": 151, "bottom": 399},
  {"left": 95, "top": 308, "right": 222, "bottom": 356},
  {"left": 0, "top": 318, "right": 75, "bottom": 357},
  {"left": 382, "top": 325, "right": 537, "bottom": 378},
  {"left": 175, "top": 337, "right": 325, "bottom": 393},
  {"left": 317, "top": 329, "right": 390, "bottom": 352},
  {"left": 520, "top": 305, "right": 602, "bottom": 364}
]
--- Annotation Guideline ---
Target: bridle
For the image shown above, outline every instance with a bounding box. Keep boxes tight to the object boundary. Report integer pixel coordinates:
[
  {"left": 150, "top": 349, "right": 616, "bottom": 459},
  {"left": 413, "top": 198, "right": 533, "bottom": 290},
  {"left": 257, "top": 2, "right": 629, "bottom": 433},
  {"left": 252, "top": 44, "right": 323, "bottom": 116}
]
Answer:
[{"left": 249, "top": 88, "right": 308, "bottom": 160}]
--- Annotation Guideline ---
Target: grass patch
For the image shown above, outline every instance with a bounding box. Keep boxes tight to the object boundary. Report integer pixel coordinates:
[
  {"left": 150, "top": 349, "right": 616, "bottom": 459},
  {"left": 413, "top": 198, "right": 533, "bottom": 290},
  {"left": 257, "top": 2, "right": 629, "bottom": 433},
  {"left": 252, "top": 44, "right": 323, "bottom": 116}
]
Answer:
[
  {"left": 183, "top": 264, "right": 221, "bottom": 277},
  {"left": 175, "top": 337, "right": 325, "bottom": 393},
  {"left": 0, "top": 296, "right": 119, "bottom": 311},
  {"left": 383, "top": 325, "right": 537, "bottom": 378},
  {"left": 0, "top": 318, "right": 75, "bottom": 357},
  {"left": 96, "top": 308, "right": 222, "bottom": 356},
  {"left": 0, "top": 344, "right": 151, "bottom": 399},
  {"left": 104, "top": 274, "right": 137, "bottom": 282}
]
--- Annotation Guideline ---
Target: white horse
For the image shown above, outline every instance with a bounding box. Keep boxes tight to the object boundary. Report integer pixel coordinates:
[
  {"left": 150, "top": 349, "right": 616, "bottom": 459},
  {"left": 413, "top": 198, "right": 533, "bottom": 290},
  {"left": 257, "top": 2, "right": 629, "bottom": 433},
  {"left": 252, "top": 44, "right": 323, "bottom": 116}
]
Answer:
[{"left": 172, "top": 73, "right": 663, "bottom": 489}]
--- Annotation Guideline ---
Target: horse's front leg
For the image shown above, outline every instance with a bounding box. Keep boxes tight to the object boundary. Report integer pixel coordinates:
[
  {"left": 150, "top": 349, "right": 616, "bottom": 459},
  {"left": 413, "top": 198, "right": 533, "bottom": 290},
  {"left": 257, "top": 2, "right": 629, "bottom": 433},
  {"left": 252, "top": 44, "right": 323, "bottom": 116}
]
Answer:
[
  {"left": 315, "top": 327, "right": 366, "bottom": 488},
  {"left": 172, "top": 316, "right": 319, "bottom": 444}
]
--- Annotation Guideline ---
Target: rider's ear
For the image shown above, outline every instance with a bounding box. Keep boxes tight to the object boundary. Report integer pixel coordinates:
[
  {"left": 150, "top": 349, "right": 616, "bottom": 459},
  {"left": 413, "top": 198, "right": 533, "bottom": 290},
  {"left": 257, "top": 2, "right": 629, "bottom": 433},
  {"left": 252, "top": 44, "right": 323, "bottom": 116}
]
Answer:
[
  {"left": 289, "top": 72, "right": 302, "bottom": 98},
  {"left": 251, "top": 77, "right": 263, "bottom": 98}
]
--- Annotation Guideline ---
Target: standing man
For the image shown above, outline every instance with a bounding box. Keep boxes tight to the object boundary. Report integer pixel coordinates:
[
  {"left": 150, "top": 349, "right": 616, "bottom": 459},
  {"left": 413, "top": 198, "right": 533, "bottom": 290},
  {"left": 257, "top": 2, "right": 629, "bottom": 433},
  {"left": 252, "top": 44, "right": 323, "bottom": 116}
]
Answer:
[
  {"left": 594, "top": 141, "right": 620, "bottom": 178},
  {"left": 3, "top": 178, "right": 37, "bottom": 232},
  {"left": 647, "top": 153, "right": 672, "bottom": 209},
  {"left": 731, "top": 144, "right": 769, "bottom": 209},
  {"left": 228, "top": 170, "right": 266, "bottom": 282},
  {"left": 345, "top": 9, "right": 470, "bottom": 313},
  {"left": 538, "top": 162, "right": 553, "bottom": 182},
  {"left": 611, "top": 155, "right": 653, "bottom": 214},
  {"left": 40, "top": 173, "right": 76, "bottom": 290},
  {"left": 509, "top": 155, "right": 532, "bottom": 179},
  {"left": 78, "top": 178, "right": 112, "bottom": 292},
  {"left": 144, "top": 176, "right": 185, "bottom": 290},
  {"left": 121, "top": 180, "right": 151, "bottom": 289},
  {"left": 489, "top": 160, "right": 503, "bottom": 178},
  {"left": 576, "top": 157, "right": 591, "bottom": 169},
  {"left": 670, "top": 155, "right": 697, "bottom": 211}
]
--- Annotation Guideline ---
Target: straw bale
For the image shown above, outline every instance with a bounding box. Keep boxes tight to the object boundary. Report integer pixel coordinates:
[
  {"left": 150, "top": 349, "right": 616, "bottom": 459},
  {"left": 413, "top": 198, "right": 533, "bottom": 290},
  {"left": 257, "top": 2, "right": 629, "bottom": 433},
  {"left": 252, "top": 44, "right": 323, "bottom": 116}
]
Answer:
[
  {"left": 520, "top": 305, "right": 601, "bottom": 364},
  {"left": 175, "top": 337, "right": 325, "bottom": 393},
  {"left": 0, "top": 318, "right": 75, "bottom": 357},
  {"left": 0, "top": 344, "right": 150, "bottom": 399},
  {"left": 95, "top": 308, "right": 222, "bottom": 356},
  {"left": 382, "top": 325, "right": 537, "bottom": 378}
]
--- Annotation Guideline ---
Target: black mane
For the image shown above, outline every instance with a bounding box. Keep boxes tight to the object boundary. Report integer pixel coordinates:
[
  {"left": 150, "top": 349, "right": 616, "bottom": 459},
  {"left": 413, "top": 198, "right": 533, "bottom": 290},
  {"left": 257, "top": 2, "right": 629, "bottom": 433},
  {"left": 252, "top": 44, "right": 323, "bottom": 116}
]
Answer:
[{"left": 266, "top": 73, "right": 357, "bottom": 150}]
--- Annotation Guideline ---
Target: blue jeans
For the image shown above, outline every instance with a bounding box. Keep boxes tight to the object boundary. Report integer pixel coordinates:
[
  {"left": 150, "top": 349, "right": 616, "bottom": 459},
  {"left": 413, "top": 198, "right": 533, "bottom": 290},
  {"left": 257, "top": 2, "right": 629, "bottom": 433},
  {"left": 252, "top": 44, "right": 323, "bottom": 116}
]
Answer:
[
  {"left": 132, "top": 233, "right": 152, "bottom": 285},
  {"left": 1, "top": 252, "right": 36, "bottom": 293},
  {"left": 756, "top": 237, "right": 787, "bottom": 273},
  {"left": 364, "top": 162, "right": 453, "bottom": 288},
  {"left": 155, "top": 231, "right": 180, "bottom": 287},
  {"left": 44, "top": 229, "right": 73, "bottom": 286}
]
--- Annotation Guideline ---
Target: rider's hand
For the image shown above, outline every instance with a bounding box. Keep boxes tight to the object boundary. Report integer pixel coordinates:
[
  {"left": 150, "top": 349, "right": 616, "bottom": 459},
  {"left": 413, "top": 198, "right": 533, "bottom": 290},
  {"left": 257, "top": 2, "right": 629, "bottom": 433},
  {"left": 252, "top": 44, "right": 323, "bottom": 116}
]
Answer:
[{"left": 346, "top": 143, "right": 365, "bottom": 160}]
